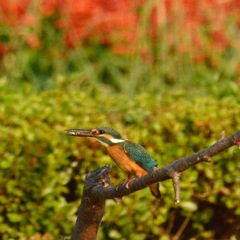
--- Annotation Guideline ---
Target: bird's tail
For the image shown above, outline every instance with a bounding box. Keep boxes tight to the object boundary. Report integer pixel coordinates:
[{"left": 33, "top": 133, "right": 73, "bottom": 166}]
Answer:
[{"left": 149, "top": 182, "right": 161, "bottom": 199}]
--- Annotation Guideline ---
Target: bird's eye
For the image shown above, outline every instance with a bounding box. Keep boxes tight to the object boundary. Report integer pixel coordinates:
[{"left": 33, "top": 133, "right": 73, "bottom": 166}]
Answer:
[{"left": 99, "top": 130, "right": 105, "bottom": 134}]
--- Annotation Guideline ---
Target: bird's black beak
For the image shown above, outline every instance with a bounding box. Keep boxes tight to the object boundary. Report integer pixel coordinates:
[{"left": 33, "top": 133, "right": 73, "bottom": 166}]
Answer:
[{"left": 65, "top": 129, "right": 99, "bottom": 138}]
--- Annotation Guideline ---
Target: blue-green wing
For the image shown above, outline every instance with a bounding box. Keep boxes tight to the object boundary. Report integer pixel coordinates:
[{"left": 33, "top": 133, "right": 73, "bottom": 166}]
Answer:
[{"left": 122, "top": 141, "right": 157, "bottom": 172}]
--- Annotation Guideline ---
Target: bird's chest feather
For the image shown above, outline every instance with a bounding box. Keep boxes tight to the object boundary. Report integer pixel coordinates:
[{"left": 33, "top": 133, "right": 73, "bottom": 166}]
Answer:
[{"left": 106, "top": 145, "right": 147, "bottom": 177}]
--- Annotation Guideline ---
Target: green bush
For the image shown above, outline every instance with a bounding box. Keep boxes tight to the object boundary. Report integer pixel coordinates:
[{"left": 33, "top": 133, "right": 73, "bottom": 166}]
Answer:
[{"left": 0, "top": 78, "right": 239, "bottom": 239}]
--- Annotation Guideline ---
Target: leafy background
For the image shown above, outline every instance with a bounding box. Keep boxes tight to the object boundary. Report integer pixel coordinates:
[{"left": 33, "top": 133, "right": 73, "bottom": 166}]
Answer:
[{"left": 0, "top": 0, "right": 240, "bottom": 239}]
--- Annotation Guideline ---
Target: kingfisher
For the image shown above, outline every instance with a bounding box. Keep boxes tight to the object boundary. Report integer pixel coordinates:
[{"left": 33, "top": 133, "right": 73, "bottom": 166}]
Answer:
[{"left": 66, "top": 126, "right": 161, "bottom": 198}]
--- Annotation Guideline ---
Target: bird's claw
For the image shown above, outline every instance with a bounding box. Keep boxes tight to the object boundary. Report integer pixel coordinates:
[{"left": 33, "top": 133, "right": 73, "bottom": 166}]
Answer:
[
  {"left": 100, "top": 177, "right": 122, "bottom": 204},
  {"left": 125, "top": 178, "right": 135, "bottom": 189},
  {"left": 115, "top": 178, "right": 129, "bottom": 191},
  {"left": 115, "top": 178, "right": 136, "bottom": 190}
]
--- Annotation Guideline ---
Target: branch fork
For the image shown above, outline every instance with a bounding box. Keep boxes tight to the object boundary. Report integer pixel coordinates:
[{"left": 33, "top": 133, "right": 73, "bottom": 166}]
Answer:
[{"left": 166, "top": 165, "right": 182, "bottom": 204}]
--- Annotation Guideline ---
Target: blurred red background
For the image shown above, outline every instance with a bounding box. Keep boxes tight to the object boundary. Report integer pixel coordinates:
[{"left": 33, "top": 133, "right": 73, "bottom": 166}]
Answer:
[{"left": 0, "top": 0, "right": 240, "bottom": 60}]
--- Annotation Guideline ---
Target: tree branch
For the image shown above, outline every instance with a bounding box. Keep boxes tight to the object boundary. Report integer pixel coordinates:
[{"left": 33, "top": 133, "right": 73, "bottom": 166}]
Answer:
[
  {"left": 69, "top": 130, "right": 240, "bottom": 240},
  {"left": 70, "top": 166, "right": 111, "bottom": 240}
]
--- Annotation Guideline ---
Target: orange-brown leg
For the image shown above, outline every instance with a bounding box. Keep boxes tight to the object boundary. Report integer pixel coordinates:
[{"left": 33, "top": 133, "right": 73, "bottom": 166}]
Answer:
[
  {"left": 124, "top": 171, "right": 148, "bottom": 189},
  {"left": 115, "top": 174, "right": 136, "bottom": 190},
  {"left": 117, "top": 176, "right": 142, "bottom": 190}
]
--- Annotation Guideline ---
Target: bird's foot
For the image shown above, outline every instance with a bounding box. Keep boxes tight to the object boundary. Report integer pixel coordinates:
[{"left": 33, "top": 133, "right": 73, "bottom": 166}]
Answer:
[
  {"left": 100, "top": 177, "right": 122, "bottom": 204},
  {"left": 115, "top": 178, "right": 129, "bottom": 191},
  {"left": 115, "top": 178, "right": 136, "bottom": 190},
  {"left": 125, "top": 178, "right": 136, "bottom": 189}
]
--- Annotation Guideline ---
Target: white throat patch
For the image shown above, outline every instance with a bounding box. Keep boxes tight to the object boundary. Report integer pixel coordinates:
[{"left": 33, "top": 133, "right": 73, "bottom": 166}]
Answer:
[
  {"left": 110, "top": 138, "right": 125, "bottom": 143},
  {"left": 88, "top": 136, "right": 125, "bottom": 147}
]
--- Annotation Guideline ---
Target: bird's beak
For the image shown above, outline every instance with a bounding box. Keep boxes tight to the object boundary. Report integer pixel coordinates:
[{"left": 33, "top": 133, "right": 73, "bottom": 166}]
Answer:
[{"left": 65, "top": 129, "right": 94, "bottom": 137}]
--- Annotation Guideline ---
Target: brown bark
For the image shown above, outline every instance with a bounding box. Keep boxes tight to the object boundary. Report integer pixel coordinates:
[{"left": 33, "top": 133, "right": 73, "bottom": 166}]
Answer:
[{"left": 70, "top": 166, "right": 110, "bottom": 240}]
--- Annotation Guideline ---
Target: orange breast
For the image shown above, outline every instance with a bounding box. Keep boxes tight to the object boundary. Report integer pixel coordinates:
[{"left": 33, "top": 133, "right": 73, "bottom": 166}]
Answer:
[{"left": 106, "top": 145, "right": 147, "bottom": 177}]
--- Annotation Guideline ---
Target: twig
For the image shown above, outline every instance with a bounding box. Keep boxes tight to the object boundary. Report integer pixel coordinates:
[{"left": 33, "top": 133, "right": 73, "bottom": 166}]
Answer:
[{"left": 173, "top": 215, "right": 192, "bottom": 240}]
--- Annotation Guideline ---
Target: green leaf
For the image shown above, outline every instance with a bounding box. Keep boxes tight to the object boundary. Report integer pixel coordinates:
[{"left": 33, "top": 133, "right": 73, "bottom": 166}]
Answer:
[{"left": 7, "top": 213, "right": 22, "bottom": 223}]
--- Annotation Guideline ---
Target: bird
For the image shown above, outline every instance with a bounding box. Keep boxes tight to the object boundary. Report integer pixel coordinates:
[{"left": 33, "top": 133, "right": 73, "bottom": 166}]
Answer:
[{"left": 66, "top": 126, "right": 161, "bottom": 198}]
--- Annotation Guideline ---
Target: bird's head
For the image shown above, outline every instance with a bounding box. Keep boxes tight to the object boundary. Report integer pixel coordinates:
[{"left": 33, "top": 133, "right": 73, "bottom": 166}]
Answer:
[{"left": 66, "top": 126, "right": 125, "bottom": 147}]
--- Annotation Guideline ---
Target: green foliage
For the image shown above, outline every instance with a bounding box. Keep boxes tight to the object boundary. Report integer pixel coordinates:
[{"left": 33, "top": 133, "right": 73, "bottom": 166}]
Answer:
[{"left": 0, "top": 78, "right": 239, "bottom": 239}]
